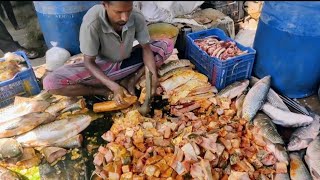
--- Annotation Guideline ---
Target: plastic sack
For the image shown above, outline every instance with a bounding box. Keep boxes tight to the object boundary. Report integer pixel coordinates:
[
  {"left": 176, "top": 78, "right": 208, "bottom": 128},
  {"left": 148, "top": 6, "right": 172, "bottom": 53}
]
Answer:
[
  {"left": 45, "top": 41, "right": 71, "bottom": 71},
  {"left": 134, "top": 1, "right": 204, "bottom": 23}
]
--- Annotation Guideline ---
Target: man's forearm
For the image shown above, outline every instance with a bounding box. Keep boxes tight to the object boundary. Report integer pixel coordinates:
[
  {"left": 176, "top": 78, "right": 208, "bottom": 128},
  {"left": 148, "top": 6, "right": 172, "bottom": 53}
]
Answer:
[
  {"left": 83, "top": 55, "right": 119, "bottom": 91},
  {"left": 142, "top": 45, "right": 157, "bottom": 76}
]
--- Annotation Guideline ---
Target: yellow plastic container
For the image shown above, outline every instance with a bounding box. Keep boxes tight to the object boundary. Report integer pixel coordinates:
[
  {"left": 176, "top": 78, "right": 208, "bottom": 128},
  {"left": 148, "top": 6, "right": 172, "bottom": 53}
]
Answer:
[{"left": 148, "top": 22, "right": 179, "bottom": 46}]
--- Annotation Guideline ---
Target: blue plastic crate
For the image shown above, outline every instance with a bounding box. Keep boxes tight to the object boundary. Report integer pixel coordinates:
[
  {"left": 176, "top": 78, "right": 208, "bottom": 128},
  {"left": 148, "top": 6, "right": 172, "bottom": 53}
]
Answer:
[
  {"left": 186, "top": 28, "right": 256, "bottom": 90},
  {"left": 0, "top": 51, "right": 41, "bottom": 108}
]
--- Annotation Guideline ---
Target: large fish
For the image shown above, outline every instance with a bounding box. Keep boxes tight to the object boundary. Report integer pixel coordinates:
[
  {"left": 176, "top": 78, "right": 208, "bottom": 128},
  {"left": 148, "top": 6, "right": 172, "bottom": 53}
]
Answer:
[
  {"left": 217, "top": 79, "right": 249, "bottom": 100},
  {"left": 158, "top": 59, "right": 194, "bottom": 76},
  {"left": 262, "top": 103, "right": 313, "bottom": 127},
  {"left": 0, "top": 100, "right": 50, "bottom": 124},
  {"left": 0, "top": 165, "right": 21, "bottom": 180},
  {"left": 250, "top": 76, "right": 290, "bottom": 111},
  {"left": 289, "top": 152, "right": 312, "bottom": 180},
  {"left": 253, "top": 113, "right": 284, "bottom": 145},
  {"left": 287, "top": 111, "right": 320, "bottom": 151},
  {"left": 0, "top": 112, "right": 55, "bottom": 138},
  {"left": 242, "top": 76, "right": 270, "bottom": 122},
  {"left": 15, "top": 114, "right": 92, "bottom": 147},
  {"left": 305, "top": 135, "right": 320, "bottom": 180},
  {"left": 0, "top": 138, "right": 23, "bottom": 160}
]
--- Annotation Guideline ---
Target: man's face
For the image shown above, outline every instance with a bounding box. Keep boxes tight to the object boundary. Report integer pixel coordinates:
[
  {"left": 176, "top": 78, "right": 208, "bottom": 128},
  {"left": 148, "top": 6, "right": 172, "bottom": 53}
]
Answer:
[{"left": 103, "top": 1, "right": 133, "bottom": 31}]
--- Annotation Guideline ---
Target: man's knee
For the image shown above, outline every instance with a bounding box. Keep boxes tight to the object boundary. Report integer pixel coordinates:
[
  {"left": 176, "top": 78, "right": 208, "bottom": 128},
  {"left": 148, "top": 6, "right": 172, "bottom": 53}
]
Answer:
[{"left": 43, "top": 73, "right": 60, "bottom": 91}]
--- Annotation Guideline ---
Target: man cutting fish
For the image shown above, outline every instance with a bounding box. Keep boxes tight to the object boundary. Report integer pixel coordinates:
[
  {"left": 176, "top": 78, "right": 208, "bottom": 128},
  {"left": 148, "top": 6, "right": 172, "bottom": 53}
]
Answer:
[{"left": 43, "top": 1, "right": 173, "bottom": 105}]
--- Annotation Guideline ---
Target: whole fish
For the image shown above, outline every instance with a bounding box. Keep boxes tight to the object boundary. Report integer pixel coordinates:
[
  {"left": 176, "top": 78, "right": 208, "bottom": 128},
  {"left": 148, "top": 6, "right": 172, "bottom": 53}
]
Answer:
[
  {"left": 235, "top": 93, "right": 246, "bottom": 117},
  {"left": 253, "top": 113, "right": 284, "bottom": 145},
  {"left": 274, "top": 173, "right": 290, "bottom": 180},
  {"left": 15, "top": 114, "right": 92, "bottom": 147},
  {"left": 250, "top": 76, "right": 290, "bottom": 111},
  {"left": 217, "top": 79, "right": 249, "bottom": 100},
  {"left": 242, "top": 76, "right": 271, "bottom": 122},
  {"left": 53, "top": 134, "right": 83, "bottom": 149},
  {"left": 289, "top": 152, "right": 312, "bottom": 180},
  {"left": 0, "top": 165, "right": 21, "bottom": 180},
  {"left": 287, "top": 112, "right": 320, "bottom": 151},
  {"left": 262, "top": 103, "right": 313, "bottom": 127},
  {"left": 305, "top": 136, "right": 320, "bottom": 180},
  {"left": 0, "top": 100, "right": 50, "bottom": 124},
  {"left": 158, "top": 59, "right": 194, "bottom": 76},
  {"left": 0, "top": 112, "right": 55, "bottom": 138},
  {"left": 0, "top": 138, "right": 23, "bottom": 160}
]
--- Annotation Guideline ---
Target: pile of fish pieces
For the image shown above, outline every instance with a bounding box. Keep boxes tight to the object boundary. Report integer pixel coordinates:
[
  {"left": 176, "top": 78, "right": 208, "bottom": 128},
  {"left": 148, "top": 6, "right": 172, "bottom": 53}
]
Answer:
[
  {"left": 92, "top": 76, "right": 294, "bottom": 179},
  {"left": 0, "top": 91, "right": 97, "bottom": 170},
  {"left": 194, "top": 36, "right": 248, "bottom": 60}
]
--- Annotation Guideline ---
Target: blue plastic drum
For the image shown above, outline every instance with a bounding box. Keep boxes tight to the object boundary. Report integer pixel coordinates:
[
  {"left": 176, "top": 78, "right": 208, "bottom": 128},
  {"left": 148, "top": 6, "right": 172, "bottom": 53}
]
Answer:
[
  {"left": 253, "top": 2, "right": 320, "bottom": 98},
  {"left": 33, "top": 1, "right": 100, "bottom": 55}
]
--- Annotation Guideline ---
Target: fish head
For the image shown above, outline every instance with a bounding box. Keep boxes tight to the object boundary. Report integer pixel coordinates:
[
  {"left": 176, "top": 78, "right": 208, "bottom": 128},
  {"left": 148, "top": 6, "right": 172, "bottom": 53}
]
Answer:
[{"left": 288, "top": 137, "right": 312, "bottom": 151}]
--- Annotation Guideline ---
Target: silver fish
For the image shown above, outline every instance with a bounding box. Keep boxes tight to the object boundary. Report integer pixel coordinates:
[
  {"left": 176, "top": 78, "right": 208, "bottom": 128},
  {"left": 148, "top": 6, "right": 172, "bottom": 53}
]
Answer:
[
  {"left": 236, "top": 94, "right": 246, "bottom": 117},
  {"left": 15, "top": 115, "right": 92, "bottom": 147},
  {"left": 0, "top": 100, "right": 50, "bottom": 124},
  {"left": 217, "top": 80, "right": 249, "bottom": 100},
  {"left": 0, "top": 138, "right": 23, "bottom": 160},
  {"left": 45, "top": 97, "right": 79, "bottom": 116},
  {"left": 262, "top": 103, "right": 313, "bottom": 127},
  {"left": 305, "top": 136, "right": 320, "bottom": 180},
  {"left": 250, "top": 76, "right": 290, "bottom": 111},
  {"left": 253, "top": 113, "right": 284, "bottom": 145},
  {"left": 0, "top": 112, "right": 55, "bottom": 138},
  {"left": 242, "top": 76, "right": 271, "bottom": 122},
  {"left": 288, "top": 112, "right": 320, "bottom": 151},
  {"left": 53, "top": 134, "right": 83, "bottom": 149},
  {"left": 289, "top": 152, "right": 312, "bottom": 180}
]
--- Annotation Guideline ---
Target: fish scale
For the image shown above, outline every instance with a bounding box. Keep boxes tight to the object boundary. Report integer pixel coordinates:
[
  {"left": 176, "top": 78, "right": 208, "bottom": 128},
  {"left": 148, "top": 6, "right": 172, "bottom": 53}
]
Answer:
[
  {"left": 242, "top": 76, "right": 271, "bottom": 122},
  {"left": 217, "top": 79, "right": 249, "bottom": 100}
]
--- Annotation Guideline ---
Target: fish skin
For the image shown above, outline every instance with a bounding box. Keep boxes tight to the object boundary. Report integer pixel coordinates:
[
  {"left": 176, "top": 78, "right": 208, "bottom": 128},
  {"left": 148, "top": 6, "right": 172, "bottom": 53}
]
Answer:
[
  {"left": 274, "top": 173, "right": 290, "bottom": 180},
  {"left": 0, "top": 112, "right": 55, "bottom": 138},
  {"left": 0, "top": 138, "right": 23, "bottom": 160},
  {"left": 15, "top": 114, "right": 92, "bottom": 147},
  {"left": 158, "top": 59, "right": 194, "bottom": 76},
  {"left": 217, "top": 79, "right": 249, "bottom": 100},
  {"left": 287, "top": 112, "right": 320, "bottom": 151},
  {"left": 242, "top": 76, "right": 271, "bottom": 122},
  {"left": 262, "top": 103, "right": 313, "bottom": 128},
  {"left": 289, "top": 152, "right": 312, "bottom": 180},
  {"left": 0, "top": 100, "right": 50, "bottom": 124},
  {"left": 159, "top": 66, "right": 193, "bottom": 82},
  {"left": 305, "top": 140, "right": 320, "bottom": 180},
  {"left": 250, "top": 76, "right": 290, "bottom": 112},
  {"left": 45, "top": 97, "right": 79, "bottom": 116},
  {"left": 253, "top": 113, "right": 284, "bottom": 145},
  {"left": 0, "top": 165, "right": 21, "bottom": 180},
  {"left": 53, "top": 134, "right": 83, "bottom": 149},
  {"left": 235, "top": 94, "right": 246, "bottom": 117}
]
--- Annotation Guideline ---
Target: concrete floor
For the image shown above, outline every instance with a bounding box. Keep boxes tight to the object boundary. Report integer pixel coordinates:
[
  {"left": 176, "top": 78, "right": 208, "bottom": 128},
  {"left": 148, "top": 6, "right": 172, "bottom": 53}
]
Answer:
[{"left": 0, "top": 1, "right": 46, "bottom": 67}]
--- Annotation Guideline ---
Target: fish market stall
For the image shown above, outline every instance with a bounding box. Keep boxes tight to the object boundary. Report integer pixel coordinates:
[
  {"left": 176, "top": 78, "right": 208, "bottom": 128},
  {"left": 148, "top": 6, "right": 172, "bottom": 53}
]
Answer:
[{"left": 0, "top": 1, "right": 320, "bottom": 180}]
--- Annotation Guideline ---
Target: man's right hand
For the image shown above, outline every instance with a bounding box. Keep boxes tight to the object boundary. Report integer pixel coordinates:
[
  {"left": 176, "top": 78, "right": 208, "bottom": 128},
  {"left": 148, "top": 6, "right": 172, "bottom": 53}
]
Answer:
[{"left": 112, "top": 85, "right": 131, "bottom": 106}]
